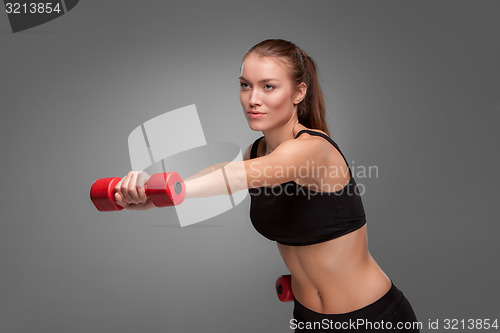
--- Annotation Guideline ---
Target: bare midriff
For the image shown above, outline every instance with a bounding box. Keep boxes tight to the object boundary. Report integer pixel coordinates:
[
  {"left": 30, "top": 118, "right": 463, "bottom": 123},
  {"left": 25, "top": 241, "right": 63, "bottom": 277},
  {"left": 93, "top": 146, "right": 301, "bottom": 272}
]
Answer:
[{"left": 277, "top": 224, "right": 392, "bottom": 314}]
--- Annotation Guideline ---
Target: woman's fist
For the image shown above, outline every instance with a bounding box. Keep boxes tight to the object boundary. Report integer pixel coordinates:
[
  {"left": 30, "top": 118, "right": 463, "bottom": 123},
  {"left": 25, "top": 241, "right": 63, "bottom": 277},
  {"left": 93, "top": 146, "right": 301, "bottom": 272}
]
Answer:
[{"left": 114, "top": 171, "right": 155, "bottom": 210}]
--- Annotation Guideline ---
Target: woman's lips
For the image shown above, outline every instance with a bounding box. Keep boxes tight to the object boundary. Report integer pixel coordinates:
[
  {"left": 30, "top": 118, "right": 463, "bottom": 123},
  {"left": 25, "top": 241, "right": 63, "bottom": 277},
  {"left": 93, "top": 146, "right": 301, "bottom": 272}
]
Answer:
[{"left": 248, "top": 111, "right": 265, "bottom": 118}]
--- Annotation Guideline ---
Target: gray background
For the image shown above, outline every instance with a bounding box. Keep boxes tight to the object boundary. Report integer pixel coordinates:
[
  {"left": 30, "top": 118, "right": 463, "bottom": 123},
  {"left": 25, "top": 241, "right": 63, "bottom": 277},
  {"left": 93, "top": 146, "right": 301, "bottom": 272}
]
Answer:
[{"left": 1, "top": 1, "right": 499, "bottom": 332}]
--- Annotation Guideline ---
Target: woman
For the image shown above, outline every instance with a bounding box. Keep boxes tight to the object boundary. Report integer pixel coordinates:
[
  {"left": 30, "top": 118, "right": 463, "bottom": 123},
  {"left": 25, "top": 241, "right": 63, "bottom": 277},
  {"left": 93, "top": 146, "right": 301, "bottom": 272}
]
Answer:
[{"left": 114, "top": 39, "right": 420, "bottom": 332}]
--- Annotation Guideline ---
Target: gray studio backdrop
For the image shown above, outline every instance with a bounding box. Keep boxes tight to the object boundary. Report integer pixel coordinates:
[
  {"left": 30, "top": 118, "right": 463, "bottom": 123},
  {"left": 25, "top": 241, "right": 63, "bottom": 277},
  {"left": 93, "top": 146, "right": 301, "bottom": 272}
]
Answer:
[{"left": 1, "top": 1, "right": 499, "bottom": 332}]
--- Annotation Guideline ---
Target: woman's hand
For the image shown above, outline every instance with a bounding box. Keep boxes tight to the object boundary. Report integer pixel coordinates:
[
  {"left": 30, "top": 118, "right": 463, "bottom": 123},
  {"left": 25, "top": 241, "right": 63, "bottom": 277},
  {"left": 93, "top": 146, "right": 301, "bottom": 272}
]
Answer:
[{"left": 114, "top": 171, "right": 155, "bottom": 210}]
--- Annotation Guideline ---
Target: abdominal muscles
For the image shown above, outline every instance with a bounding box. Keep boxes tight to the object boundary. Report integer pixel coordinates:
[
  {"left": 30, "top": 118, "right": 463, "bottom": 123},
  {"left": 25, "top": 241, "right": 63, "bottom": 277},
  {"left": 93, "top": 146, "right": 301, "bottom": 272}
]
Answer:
[{"left": 277, "top": 224, "right": 391, "bottom": 314}]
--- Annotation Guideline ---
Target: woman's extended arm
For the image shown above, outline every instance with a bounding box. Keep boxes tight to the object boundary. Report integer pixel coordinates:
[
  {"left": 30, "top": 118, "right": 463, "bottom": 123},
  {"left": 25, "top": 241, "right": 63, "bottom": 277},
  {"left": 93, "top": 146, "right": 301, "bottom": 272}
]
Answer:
[
  {"left": 184, "top": 138, "right": 327, "bottom": 199},
  {"left": 183, "top": 162, "right": 231, "bottom": 182},
  {"left": 114, "top": 138, "right": 328, "bottom": 207}
]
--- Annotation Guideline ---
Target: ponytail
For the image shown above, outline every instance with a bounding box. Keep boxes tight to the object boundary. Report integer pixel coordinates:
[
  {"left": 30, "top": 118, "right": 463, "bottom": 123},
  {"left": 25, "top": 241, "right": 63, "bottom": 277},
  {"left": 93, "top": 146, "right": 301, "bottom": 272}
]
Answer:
[{"left": 297, "top": 52, "right": 329, "bottom": 136}]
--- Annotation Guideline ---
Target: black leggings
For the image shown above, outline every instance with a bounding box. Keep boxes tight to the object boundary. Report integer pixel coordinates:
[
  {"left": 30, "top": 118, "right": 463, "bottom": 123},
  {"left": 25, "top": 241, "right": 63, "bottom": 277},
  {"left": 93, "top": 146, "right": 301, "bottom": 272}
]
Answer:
[{"left": 292, "top": 281, "right": 420, "bottom": 332}]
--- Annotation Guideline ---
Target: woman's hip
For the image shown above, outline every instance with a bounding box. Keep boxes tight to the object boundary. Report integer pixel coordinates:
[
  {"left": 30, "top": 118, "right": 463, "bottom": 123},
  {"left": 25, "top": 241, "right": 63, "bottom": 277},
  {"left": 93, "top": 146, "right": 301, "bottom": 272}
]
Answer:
[{"left": 292, "top": 280, "right": 420, "bottom": 333}]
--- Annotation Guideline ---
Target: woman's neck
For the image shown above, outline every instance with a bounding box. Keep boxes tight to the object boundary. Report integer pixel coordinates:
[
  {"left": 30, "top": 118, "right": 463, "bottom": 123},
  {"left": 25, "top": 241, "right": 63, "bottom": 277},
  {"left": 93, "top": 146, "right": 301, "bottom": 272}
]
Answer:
[{"left": 262, "top": 117, "right": 305, "bottom": 155}]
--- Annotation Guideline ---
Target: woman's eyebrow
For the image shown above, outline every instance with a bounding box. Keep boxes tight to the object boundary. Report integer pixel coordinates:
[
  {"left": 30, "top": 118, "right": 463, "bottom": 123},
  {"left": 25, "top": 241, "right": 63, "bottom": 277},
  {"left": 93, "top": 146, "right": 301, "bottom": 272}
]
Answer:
[{"left": 238, "top": 76, "right": 279, "bottom": 83}]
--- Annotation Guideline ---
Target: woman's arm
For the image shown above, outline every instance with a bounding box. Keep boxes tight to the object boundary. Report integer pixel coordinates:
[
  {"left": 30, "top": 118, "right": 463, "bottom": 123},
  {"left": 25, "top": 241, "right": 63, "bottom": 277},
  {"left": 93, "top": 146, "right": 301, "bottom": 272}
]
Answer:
[
  {"left": 183, "top": 162, "right": 231, "bottom": 182},
  {"left": 184, "top": 138, "right": 327, "bottom": 199},
  {"left": 114, "top": 138, "right": 328, "bottom": 205}
]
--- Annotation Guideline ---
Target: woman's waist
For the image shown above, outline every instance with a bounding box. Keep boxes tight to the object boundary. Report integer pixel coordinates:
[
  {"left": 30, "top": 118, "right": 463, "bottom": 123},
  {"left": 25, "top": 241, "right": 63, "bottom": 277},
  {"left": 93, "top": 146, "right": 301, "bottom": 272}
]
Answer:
[
  {"left": 290, "top": 259, "right": 392, "bottom": 314},
  {"left": 277, "top": 225, "right": 370, "bottom": 274}
]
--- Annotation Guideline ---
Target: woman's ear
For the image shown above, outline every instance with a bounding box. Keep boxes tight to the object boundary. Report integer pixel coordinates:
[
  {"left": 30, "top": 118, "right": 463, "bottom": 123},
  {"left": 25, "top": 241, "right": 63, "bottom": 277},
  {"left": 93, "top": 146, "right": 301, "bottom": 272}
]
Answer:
[{"left": 293, "top": 82, "right": 307, "bottom": 105}]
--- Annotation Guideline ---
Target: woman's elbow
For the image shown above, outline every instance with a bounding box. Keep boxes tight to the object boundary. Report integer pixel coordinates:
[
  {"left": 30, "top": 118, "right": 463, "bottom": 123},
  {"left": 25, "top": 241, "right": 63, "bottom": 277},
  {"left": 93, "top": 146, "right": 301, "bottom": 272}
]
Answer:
[{"left": 223, "top": 161, "right": 249, "bottom": 193}]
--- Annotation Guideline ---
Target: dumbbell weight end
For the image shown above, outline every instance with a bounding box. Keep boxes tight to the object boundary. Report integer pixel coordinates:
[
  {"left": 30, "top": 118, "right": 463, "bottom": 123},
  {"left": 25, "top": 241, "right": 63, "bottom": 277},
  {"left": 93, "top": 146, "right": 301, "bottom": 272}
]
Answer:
[
  {"left": 90, "top": 177, "right": 125, "bottom": 212},
  {"left": 145, "top": 172, "right": 186, "bottom": 207},
  {"left": 276, "top": 274, "right": 293, "bottom": 302}
]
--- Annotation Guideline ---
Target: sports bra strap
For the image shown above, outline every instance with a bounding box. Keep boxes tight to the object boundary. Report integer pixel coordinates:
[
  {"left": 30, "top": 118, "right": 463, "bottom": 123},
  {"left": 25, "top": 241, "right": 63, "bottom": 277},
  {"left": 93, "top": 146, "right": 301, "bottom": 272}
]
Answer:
[
  {"left": 250, "top": 136, "right": 264, "bottom": 159},
  {"left": 295, "top": 129, "right": 352, "bottom": 176},
  {"left": 251, "top": 131, "right": 352, "bottom": 177}
]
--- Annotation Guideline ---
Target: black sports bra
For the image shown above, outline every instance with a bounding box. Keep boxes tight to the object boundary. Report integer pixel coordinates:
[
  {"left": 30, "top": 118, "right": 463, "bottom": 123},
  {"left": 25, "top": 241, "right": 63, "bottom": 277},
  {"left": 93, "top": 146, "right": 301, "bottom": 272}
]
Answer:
[{"left": 248, "top": 129, "right": 366, "bottom": 246}]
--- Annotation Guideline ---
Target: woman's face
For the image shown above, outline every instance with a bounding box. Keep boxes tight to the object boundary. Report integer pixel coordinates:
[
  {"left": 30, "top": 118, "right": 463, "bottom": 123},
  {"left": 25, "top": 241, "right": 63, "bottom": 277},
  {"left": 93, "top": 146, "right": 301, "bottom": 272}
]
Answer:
[{"left": 239, "top": 53, "right": 304, "bottom": 132}]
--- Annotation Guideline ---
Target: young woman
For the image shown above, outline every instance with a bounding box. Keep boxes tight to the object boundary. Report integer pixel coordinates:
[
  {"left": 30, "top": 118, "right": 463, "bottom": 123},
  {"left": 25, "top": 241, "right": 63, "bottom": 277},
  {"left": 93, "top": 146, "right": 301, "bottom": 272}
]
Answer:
[{"left": 114, "top": 39, "right": 420, "bottom": 332}]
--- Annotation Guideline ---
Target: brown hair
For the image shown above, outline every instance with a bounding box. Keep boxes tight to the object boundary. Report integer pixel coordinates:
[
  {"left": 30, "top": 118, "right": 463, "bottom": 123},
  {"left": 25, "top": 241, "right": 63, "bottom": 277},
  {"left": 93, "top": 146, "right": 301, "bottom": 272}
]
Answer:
[{"left": 243, "top": 39, "right": 330, "bottom": 136}]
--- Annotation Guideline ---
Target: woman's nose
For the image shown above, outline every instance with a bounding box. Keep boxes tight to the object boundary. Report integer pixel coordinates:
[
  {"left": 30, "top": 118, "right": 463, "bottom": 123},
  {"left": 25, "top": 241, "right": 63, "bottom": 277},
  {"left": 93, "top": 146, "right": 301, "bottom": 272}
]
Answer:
[{"left": 249, "top": 89, "right": 261, "bottom": 107}]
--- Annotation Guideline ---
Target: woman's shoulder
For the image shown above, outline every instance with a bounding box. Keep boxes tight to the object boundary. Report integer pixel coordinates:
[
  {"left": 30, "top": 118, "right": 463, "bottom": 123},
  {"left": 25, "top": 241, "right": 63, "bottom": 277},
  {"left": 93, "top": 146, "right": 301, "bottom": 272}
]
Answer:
[
  {"left": 243, "top": 128, "right": 331, "bottom": 161},
  {"left": 294, "top": 128, "right": 348, "bottom": 167},
  {"left": 293, "top": 128, "right": 333, "bottom": 151}
]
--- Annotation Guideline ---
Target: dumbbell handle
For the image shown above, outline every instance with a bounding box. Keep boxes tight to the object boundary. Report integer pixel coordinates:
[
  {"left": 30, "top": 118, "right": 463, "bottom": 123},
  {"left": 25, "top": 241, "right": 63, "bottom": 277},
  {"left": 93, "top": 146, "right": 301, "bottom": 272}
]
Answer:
[{"left": 90, "top": 172, "right": 185, "bottom": 212}]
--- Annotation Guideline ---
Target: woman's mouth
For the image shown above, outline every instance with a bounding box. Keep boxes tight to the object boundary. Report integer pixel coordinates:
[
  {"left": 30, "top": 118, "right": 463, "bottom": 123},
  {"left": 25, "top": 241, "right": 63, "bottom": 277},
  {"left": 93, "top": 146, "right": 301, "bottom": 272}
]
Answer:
[{"left": 248, "top": 110, "right": 265, "bottom": 118}]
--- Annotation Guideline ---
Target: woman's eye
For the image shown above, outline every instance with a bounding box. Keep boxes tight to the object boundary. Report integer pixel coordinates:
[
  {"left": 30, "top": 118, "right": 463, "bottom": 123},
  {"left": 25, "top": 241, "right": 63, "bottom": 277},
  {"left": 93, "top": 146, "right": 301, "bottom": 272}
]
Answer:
[
  {"left": 239, "top": 82, "right": 249, "bottom": 89},
  {"left": 264, "top": 84, "right": 275, "bottom": 90}
]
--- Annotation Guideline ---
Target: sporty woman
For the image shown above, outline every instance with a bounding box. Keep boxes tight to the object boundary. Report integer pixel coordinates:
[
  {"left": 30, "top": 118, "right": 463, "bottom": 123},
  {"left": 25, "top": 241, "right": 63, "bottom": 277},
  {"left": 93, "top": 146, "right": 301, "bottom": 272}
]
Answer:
[{"left": 114, "top": 39, "right": 420, "bottom": 332}]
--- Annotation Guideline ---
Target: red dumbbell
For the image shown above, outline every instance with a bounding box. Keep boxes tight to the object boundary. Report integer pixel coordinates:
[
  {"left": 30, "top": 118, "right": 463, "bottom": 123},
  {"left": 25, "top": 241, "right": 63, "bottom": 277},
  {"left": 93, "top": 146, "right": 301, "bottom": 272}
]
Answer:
[
  {"left": 275, "top": 274, "right": 293, "bottom": 302},
  {"left": 90, "top": 172, "right": 186, "bottom": 211}
]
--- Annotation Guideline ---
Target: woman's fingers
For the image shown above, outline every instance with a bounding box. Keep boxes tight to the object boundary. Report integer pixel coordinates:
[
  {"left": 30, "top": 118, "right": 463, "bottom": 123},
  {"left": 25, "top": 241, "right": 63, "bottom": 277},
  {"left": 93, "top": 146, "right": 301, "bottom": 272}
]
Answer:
[
  {"left": 129, "top": 171, "right": 150, "bottom": 203},
  {"left": 127, "top": 171, "right": 142, "bottom": 203},
  {"left": 115, "top": 171, "right": 151, "bottom": 205},
  {"left": 121, "top": 171, "right": 139, "bottom": 203},
  {"left": 136, "top": 171, "right": 150, "bottom": 203},
  {"left": 114, "top": 191, "right": 128, "bottom": 208},
  {"left": 114, "top": 178, "right": 125, "bottom": 204},
  {"left": 124, "top": 199, "right": 155, "bottom": 211},
  {"left": 112, "top": 171, "right": 154, "bottom": 211},
  {"left": 115, "top": 190, "right": 154, "bottom": 210},
  {"left": 119, "top": 172, "right": 133, "bottom": 203}
]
